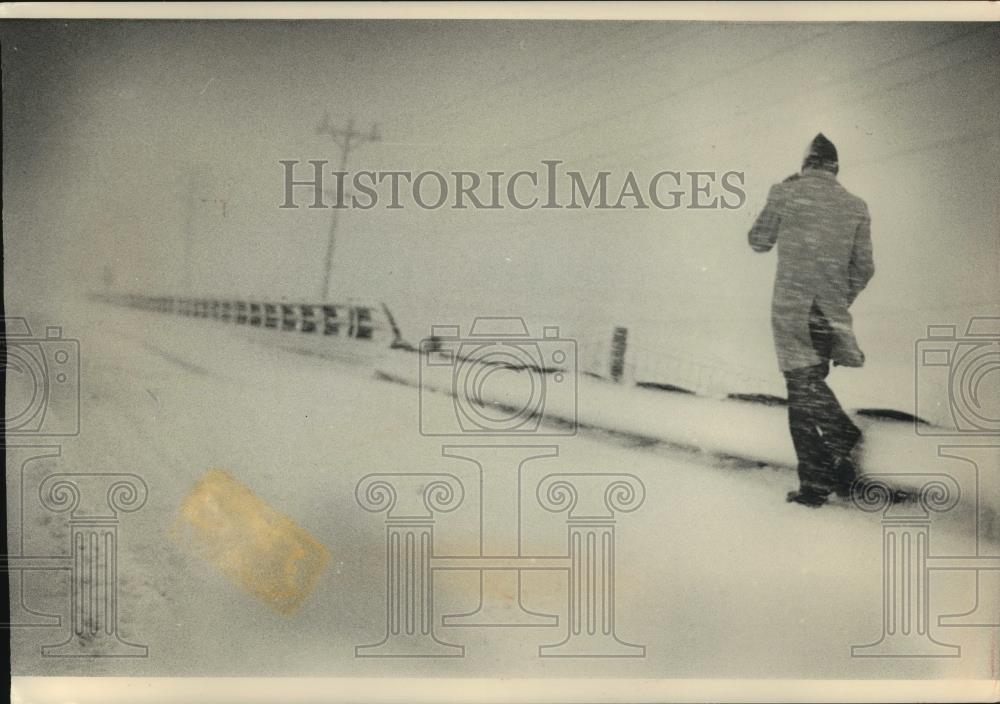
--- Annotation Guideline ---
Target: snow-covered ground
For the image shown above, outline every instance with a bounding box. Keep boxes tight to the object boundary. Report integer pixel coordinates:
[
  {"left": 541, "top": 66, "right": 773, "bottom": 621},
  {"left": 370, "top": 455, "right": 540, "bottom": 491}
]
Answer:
[
  {"left": 377, "top": 345, "right": 1000, "bottom": 521},
  {"left": 8, "top": 298, "right": 999, "bottom": 680}
]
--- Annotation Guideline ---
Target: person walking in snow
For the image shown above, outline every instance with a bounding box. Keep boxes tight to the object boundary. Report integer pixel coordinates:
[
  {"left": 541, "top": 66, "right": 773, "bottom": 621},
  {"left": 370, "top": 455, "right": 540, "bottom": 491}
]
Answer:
[{"left": 748, "top": 133, "right": 875, "bottom": 507}]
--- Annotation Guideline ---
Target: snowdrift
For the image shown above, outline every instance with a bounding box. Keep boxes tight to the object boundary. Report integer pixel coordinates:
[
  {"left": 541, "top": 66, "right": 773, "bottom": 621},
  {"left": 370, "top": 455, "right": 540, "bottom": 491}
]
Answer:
[{"left": 375, "top": 350, "right": 998, "bottom": 517}]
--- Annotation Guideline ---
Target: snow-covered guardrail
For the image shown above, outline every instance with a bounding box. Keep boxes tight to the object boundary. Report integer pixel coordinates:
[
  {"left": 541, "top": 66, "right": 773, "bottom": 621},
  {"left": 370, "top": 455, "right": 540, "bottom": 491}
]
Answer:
[{"left": 94, "top": 292, "right": 406, "bottom": 351}]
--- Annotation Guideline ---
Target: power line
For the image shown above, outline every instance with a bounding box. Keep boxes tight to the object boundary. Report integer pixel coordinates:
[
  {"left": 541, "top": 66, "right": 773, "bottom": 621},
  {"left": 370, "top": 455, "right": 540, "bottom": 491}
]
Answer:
[
  {"left": 854, "top": 46, "right": 996, "bottom": 103},
  {"left": 575, "top": 24, "right": 995, "bottom": 167},
  {"left": 423, "top": 23, "right": 989, "bottom": 171},
  {"left": 473, "top": 25, "right": 835, "bottom": 164},
  {"left": 452, "top": 24, "right": 711, "bottom": 135},
  {"left": 360, "top": 25, "right": 983, "bottom": 168},
  {"left": 379, "top": 21, "right": 663, "bottom": 131},
  {"left": 372, "top": 23, "right": 707, "bottom": 163},
  {"left": 852, "top": 126, "right": 997, "bottom": 166}
]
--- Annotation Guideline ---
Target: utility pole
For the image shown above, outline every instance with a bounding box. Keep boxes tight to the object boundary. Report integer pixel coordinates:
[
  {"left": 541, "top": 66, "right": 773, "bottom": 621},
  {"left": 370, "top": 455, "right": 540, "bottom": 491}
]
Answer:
[
  {"left": 316, "top": 112, "right": 380, "bottom": 300},
  {"left": 183, "top": 172, "right": 196, "bottom": 293},
  {"left": 182, "top": 167, "right": 224, "bottom": 295}
]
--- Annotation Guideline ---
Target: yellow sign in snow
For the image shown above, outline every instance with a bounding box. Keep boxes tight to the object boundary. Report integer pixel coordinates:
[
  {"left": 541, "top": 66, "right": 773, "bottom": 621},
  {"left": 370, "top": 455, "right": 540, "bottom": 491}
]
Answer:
[{"left": 175, "top": 468, "right": 329, "bottom": 614}]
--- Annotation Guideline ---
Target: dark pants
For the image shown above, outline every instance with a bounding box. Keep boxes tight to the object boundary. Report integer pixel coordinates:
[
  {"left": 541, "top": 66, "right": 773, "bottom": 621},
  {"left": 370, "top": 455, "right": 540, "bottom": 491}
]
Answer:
[{"left": 782, "top": 304, "right": 861, "bottom": 492}]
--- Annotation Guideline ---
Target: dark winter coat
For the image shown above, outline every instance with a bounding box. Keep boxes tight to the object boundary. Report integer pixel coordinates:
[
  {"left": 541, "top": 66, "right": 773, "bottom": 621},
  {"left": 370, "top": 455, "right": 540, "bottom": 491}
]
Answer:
[{"left": 748, "top": 168, "right": 875, "bottom": 372}]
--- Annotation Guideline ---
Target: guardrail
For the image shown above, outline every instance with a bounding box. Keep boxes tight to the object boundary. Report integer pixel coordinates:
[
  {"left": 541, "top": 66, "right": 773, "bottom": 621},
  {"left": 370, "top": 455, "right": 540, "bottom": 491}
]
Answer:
[{"left": 93, "top": 292, "right": 406, "bottom": 348}]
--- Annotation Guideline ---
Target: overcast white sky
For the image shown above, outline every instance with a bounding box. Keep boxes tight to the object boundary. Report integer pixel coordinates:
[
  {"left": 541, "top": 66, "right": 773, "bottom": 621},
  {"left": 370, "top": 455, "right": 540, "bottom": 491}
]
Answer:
[{"left": 4, "top": 20, "right": 998, "bottom": 349}]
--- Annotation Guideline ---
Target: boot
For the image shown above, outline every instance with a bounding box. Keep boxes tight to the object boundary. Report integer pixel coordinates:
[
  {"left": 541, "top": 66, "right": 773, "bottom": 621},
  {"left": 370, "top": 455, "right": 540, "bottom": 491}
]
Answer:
[
  {"left": 829, "top": 456, "right": 859, "bottom": 498},
  {"left": 786, "top": 485, "right": 829, "bottom": 507}
]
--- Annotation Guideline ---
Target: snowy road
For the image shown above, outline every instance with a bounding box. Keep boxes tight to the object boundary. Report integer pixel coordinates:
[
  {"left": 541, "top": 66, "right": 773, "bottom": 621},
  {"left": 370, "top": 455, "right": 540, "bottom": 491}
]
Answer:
[{"left": 9, "top": 300, "right": 998, "bottom": 680}]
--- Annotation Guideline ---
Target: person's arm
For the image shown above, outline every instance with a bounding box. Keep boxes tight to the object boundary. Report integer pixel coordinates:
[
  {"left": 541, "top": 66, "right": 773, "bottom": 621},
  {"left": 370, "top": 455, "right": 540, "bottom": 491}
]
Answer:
[
  {"left": 748, "top": 183, "right": 783, "bottom": 253},
  {"left": 847, "top": 206, "right": 875, "bottom": 304}
]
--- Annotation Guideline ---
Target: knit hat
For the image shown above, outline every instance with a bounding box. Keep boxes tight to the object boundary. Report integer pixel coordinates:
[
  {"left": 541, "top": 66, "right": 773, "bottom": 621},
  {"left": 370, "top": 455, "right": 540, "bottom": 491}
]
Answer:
[{"left": 803, "top": 133, "right": 839, "bottom": 172}]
